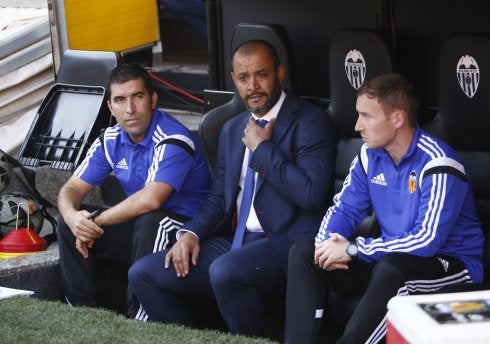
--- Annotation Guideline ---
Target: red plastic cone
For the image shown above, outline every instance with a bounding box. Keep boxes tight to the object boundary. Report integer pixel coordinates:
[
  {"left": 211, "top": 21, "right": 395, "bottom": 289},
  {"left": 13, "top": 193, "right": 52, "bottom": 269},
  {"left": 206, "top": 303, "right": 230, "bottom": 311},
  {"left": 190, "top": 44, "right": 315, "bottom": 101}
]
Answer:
[
  {"left": 0, "top": 201, "right": 47, "bottom": 258},
  {"left": 0, "top": 228, "right": 47, "bottom": 258}
]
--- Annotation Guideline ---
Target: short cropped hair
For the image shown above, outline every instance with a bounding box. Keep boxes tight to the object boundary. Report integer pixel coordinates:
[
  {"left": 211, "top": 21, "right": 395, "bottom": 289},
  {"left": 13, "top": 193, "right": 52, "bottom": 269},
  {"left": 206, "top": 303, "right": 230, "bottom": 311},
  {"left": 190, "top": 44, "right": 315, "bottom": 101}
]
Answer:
[
  {"left": 357, "top": 73, "right": 420, "bottom": 127},
  {"left": 106, "top": 64, "right": 154, "bottom": 98},
  {"left": 231, "top": 39, "right": 280, "bottom": 71}
]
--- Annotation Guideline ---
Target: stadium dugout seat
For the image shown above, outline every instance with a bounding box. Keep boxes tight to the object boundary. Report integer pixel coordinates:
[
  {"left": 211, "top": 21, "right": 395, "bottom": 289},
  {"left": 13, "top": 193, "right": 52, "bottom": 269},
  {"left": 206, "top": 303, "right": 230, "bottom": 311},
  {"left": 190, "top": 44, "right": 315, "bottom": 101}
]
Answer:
[
  {"left": 198, "top": 22, "right": 297, "bottom": 177},
  {"left": 17, "top": 49, "right": 120, "bottom": 171},
  {"left": 16, "top": 49, "right": 125, "bottom": 205},
  {"left": 55, "top": 49, "right": 120, "bottom": 87},
  {"left": 323, "top": 28, "right": 395, "bottom": 331},
  {"left": 425, "top": 34, "right": 490, "bottom": 288},
  {"left": 327, "top": 28, "right": 395, "bottom": 198},
  {"left": 390, "top": 0, "right": 490, "bottom": 124},
  {"left": 206, "top": 0, "right": 381, "bottom": 98}
]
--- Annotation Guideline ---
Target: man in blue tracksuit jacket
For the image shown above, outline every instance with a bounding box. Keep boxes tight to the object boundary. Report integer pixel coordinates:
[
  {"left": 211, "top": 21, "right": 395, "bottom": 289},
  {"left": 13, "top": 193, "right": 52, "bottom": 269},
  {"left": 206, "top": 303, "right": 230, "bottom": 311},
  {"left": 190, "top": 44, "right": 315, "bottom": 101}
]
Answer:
[
  {"left": 285, "top": 73, "right": 484, "bottom": 344},
  {"left": 57, "top": 64, "right": 210, "bottom": 319}
]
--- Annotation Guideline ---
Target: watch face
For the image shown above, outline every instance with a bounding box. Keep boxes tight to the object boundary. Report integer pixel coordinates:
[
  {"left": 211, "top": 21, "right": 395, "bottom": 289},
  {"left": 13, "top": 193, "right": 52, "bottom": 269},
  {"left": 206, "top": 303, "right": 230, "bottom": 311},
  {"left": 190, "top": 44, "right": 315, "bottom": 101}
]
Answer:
[{"left": 347, "top": 243, "right": 358, "bottom": 256}]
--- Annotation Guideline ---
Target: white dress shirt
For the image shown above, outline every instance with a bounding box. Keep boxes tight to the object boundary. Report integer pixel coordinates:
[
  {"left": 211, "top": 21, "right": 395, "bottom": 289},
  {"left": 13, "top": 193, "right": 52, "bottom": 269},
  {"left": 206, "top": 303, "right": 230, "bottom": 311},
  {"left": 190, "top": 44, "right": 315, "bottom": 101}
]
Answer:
[{"left": 237, "top": 91, "right": 286, "bottom": 232}]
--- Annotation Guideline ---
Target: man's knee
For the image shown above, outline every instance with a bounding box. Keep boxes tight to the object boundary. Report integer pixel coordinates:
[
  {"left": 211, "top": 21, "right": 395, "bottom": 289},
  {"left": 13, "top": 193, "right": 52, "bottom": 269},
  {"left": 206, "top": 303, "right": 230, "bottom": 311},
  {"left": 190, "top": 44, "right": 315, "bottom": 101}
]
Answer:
[
  {"left": 209, "top": 254, "right": 240, "bottom": 290},
  {"left": 372, "top": 253, "right": 409, "bottom": 281},
  {"left": 128, "top": 257, "right": 148, "bottom": 289},
  {"left": 129, "top": 250, "right": 179, "bottom": 294},
  {"left": 289, "top": 238, "right": 315, "bottom": 266},
  {"left": 56, "top": 215, "right": 73, "bottom": 240}
]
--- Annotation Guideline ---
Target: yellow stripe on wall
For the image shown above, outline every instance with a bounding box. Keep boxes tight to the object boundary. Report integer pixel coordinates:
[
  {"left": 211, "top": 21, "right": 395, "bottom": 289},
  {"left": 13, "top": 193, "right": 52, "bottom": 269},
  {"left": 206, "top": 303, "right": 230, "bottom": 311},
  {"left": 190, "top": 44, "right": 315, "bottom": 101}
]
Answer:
[{"left": 65, "top": 0, "right": 160, "bottom": 52}]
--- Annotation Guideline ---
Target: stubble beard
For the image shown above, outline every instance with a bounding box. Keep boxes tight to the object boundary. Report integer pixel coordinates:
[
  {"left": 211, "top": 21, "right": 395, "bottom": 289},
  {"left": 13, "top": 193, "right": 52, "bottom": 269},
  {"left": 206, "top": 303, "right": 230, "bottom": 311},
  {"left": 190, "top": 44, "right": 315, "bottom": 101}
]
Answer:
[{"left": 244, "top": 77, "right": 282, "bottom": 116}]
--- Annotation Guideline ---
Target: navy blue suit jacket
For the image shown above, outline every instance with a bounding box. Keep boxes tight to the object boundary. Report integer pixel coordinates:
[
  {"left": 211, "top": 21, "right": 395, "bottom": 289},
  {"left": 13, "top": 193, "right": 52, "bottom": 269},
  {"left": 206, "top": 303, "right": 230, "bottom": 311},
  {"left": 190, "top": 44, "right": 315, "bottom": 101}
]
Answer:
[{"left": 185, "top": 91, "right": 338, "bottom": 268}]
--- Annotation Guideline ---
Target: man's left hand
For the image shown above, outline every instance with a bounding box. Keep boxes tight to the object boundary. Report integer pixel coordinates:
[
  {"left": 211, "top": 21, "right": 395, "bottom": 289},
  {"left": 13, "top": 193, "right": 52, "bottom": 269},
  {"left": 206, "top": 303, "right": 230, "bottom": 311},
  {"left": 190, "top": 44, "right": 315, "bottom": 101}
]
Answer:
[
  {"left": 76, "top": 238, "right": 94, "bottom": 258},
  {"left": 242, "top": 117, "right": 275, "bottom": 151}
]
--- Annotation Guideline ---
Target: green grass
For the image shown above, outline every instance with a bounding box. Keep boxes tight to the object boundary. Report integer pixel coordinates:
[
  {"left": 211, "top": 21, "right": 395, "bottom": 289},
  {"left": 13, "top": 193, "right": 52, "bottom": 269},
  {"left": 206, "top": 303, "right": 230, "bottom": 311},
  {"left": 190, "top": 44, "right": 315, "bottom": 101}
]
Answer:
[{"left": 0, "top": 296, "right": 278, "bottom": 344}]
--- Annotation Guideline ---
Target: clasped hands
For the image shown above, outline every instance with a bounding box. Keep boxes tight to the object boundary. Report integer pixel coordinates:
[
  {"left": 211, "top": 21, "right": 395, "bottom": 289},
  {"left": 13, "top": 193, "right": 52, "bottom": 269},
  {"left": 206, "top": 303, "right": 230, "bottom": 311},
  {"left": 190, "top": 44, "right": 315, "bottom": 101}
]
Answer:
[
  {"left": 242, "top": 117, "right": 275, "bottom": 151},
  {"left": 68, "top": 210, "right": 103, "bottom": 259},
  {"left": 314, "top": 233, "right": 351, "bottom": 271}
]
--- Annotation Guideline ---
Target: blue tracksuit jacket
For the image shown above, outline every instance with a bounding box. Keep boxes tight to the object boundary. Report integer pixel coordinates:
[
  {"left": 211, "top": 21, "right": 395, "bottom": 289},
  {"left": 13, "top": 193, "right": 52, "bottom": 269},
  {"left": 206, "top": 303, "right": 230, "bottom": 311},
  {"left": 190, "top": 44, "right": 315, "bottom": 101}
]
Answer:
[{"left": 315, "top": 127, "right": 484, "bottom": 283}]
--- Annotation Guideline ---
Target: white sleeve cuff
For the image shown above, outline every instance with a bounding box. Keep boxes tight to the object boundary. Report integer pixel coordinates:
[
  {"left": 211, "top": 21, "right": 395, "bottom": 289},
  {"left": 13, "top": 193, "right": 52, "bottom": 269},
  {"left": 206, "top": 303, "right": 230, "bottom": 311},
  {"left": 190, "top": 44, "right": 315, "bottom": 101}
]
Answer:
[{"left": 176, "top": 229, "right": 199, "bottom": 241}]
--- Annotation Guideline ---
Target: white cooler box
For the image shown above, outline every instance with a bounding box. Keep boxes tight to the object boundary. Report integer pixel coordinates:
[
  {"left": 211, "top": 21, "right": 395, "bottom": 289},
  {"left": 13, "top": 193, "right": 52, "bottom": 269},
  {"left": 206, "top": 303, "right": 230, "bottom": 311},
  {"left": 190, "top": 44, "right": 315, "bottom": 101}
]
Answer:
[{"left": 386, "top": 290, "right": 490, "bottom": 344}]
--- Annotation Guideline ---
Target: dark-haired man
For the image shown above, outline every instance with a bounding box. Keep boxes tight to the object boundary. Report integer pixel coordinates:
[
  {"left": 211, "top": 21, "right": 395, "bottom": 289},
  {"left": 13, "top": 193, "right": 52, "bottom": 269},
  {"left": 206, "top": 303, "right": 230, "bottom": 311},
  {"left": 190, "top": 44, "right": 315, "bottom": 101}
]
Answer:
[
  {"left": 129, "top": 39, "right": 338, "bottom": 337},
  {"left": 57, "top": 64, "right": 211, "bottom": 318}
]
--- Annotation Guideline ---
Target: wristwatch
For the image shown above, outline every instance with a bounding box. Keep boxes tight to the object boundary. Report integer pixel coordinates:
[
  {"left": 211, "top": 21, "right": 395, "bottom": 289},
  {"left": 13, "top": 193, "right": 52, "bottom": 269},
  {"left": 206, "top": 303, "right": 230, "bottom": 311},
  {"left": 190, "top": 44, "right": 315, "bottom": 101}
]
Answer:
[
  {"left": 90, "top": 210, "right": 101, "bottom": 223},
  {"left": 346, "top": 240, "right": 358, "bottom": 258}
]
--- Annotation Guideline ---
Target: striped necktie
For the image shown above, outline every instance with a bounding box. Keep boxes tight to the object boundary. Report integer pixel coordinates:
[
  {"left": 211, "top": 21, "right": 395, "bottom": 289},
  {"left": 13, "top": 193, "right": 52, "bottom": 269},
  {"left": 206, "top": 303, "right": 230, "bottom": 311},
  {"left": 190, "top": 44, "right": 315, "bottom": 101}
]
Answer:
[{"left": 231, "top": 118, "right": 268, "bottom": 249}]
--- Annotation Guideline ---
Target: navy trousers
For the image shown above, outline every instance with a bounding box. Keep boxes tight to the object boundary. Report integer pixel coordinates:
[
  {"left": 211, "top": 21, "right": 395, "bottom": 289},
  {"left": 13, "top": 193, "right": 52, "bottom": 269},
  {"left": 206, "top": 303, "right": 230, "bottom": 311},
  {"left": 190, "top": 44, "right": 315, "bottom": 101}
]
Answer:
[{"left": 129, "top": 232, "right": 287, "bottom": 337}]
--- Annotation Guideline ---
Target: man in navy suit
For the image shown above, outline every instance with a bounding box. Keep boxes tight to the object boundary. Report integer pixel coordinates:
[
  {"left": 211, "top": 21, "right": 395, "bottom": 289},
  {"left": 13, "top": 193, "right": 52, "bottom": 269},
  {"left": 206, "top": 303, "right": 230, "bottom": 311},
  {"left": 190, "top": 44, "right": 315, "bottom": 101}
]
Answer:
[{"left": 128, "top": 39, "right": 338, "bottom": 337}]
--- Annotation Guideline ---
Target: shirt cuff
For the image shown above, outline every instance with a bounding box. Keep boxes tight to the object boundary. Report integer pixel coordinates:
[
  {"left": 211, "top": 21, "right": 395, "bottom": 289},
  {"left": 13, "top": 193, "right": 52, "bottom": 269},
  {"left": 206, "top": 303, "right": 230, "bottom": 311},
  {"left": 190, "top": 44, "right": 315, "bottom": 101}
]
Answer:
[{"left": 176, "top": 229, "right": 199, "bottom": 241}]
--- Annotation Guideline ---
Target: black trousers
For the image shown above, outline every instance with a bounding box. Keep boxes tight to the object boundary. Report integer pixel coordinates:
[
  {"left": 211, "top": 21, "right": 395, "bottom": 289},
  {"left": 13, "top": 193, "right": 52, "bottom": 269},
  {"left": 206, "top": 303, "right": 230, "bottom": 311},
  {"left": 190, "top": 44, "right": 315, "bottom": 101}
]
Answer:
[
  {"left": 57, "top": 205, "right": 187, "bottom": 317},
  {"left": 285, "top": 238, "right": 472, "bottom": 344}
]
